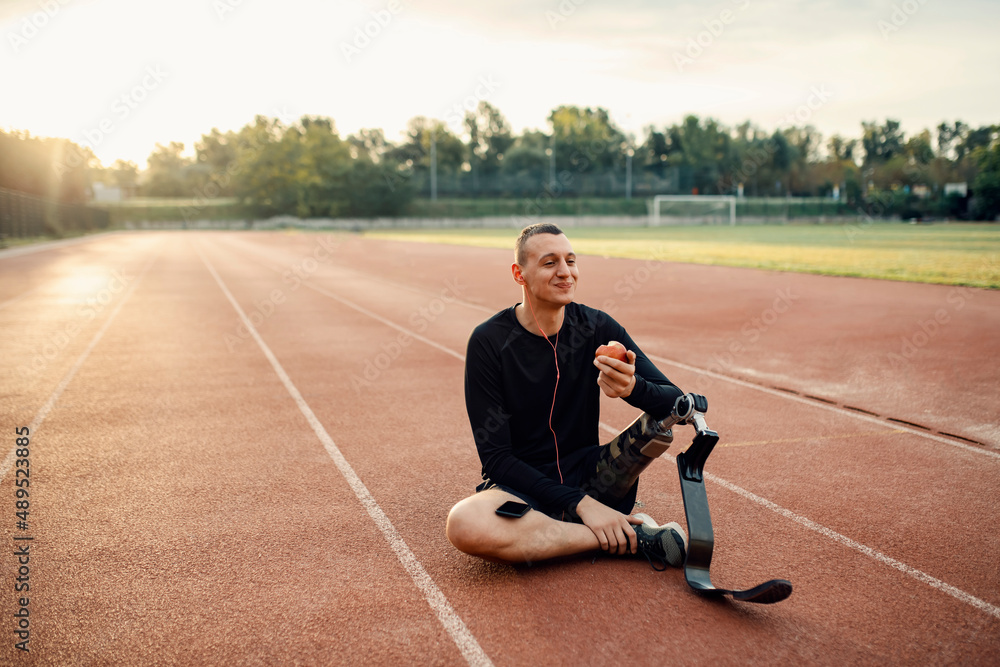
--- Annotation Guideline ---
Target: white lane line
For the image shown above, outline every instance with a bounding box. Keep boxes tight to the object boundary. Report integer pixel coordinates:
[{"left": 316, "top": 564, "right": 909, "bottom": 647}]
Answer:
[
  {"left": 270, "top": 265, "right": 1000, "bottom": 620},
  {"left": 0, "top": 251, "right": 159, "bottom": 481},
  {"left": 647, "top": 354, "right": 1000, "bottom": 460},
  {"left": 597, "top": 422, "right": 1000, "bottom": 620},
  {"left": 196, "top": 244, "right": 492, "bottom": 667},
  {"left": 297, "top": 279, "right": 465, "bottom": 362},
  {"left": 0, "top": 284, "right": 44, "bottom": 312},
  {"left": 222, "top": 234, "right": 479, "bottom": 307},
  {"left": 216, "top": 240, "right": 464, "bottom": 362},
  {"left": 228, "top": 234, "right": 997, "bottom": 460},
  {"left": 218, "top": 237, "right": 1000, "bottom": 621}
]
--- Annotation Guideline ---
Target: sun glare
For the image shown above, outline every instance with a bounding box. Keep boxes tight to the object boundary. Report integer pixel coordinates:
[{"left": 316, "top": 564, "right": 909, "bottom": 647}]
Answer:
[
  {"left": 1, "top": 0, "right": 997, "bottom": 168},
  {"left": 51, "top": 270, "right": 120, "bottom": 304}
]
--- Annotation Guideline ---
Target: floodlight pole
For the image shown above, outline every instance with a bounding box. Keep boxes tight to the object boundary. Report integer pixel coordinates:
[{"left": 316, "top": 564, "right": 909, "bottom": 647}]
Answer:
[
  {"left": 547, "top": 145, "right": 555, "bottom": 191},
  {"left": 430, "top": 127, "right": 438, "bottom": 201},
  {"left": 625, "top": 148, "right": 633, "bottom": 201}
]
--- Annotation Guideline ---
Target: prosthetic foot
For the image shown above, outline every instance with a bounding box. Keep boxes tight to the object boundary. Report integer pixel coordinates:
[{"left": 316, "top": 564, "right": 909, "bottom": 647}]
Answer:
[{"left": 666, "top": 394, "right": 793, "bottom": 604}]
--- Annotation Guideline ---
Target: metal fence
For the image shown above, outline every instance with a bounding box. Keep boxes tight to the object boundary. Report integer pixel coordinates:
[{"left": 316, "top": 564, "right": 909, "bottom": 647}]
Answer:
[
  {"left": 0, "top": 187, "right": 111, "bottom": 243},
  {"left": 409, "top": 168, "right": 680, "bottom": 199}
]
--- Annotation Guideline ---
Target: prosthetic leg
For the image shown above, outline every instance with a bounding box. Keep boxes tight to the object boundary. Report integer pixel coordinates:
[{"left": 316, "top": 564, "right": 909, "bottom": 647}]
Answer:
[
  {"left": 584, "top": 394, "right": 792, "bottom": 604},
  {"left": 666, "top": 394, "right": 792, "bottom": 604},
  {"left": 580, "top": 412, "right": 675, "bottom": 505}
]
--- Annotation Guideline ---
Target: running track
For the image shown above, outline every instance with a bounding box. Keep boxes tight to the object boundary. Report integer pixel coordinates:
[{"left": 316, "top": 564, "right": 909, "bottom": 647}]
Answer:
[{"left": 1, "top": 231, "right": 997, "bottom": 665}]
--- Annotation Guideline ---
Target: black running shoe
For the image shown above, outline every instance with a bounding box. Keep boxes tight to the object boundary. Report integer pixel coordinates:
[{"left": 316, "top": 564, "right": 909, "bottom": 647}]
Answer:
[{"left": 632, "top": 513, "right": 687, "bottom": 571}]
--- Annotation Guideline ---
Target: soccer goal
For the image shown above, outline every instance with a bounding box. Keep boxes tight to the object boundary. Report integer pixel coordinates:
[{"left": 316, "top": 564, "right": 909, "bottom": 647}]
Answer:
[{"left": 650, "top": 195, "right": 737, "bottom": 226}]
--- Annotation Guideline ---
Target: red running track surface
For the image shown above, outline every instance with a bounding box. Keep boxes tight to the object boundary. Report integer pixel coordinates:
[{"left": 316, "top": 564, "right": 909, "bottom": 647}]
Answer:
[{"left": 0, "top": 231, "right": 997, "bottom": 665}]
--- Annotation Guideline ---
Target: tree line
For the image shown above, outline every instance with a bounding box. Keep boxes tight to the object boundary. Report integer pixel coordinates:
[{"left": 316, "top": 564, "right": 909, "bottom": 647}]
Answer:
[{"left": 1, "top": 104, "right": 998, "bottom": 220}]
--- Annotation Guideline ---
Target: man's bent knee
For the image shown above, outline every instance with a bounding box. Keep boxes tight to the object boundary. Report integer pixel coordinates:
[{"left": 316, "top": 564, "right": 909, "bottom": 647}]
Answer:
[
  {"left": 446, "top": 498, "right": 487, "bottom": 555},
  {"left": 446, "top": 495, "right": 513, "bottom": 558}
]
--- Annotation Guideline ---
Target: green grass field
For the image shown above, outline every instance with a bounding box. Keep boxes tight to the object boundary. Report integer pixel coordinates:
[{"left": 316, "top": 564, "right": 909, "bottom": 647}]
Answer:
[{"left": 365, "top": 223, "right": 1000, "bottom": 289}]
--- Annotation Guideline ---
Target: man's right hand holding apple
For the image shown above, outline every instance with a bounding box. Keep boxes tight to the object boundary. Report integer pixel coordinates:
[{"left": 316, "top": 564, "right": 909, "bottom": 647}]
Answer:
[{"left": 594, "top": 341, "right": 637, "bottom": 399}]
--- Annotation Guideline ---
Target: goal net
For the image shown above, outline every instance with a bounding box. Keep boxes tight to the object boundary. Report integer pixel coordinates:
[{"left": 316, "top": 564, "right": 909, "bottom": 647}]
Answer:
[{"left": 650, "top": 195, "right": 736, "bottom": 226}]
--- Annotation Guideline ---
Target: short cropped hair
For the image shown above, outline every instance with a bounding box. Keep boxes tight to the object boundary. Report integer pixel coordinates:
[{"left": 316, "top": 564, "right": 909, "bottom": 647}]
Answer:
[{"left": 514, "top": 223, "right": 565, "bottom": 266}]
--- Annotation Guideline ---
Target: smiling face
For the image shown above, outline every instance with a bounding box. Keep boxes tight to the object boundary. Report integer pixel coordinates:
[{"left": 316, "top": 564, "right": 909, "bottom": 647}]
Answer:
[{"left": 514, "top": 232, "right": 578, "bottom": 308}]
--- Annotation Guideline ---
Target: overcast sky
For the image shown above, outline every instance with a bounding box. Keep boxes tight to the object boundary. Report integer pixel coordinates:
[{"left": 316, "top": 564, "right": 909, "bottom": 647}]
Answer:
[{"left": 1, "top": 0, "right": 997, "bottom": 167}]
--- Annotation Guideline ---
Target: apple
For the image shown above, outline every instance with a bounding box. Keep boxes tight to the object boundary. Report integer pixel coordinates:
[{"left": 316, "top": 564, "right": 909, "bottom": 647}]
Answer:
[{"left": 595, "top": 341, "right": 628, "bottom": 363}]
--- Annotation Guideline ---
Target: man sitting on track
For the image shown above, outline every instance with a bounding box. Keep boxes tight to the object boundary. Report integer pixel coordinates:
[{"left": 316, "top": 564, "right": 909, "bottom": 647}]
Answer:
[{"left": 446, "top": 222, "right": 690, "bottom": 568}]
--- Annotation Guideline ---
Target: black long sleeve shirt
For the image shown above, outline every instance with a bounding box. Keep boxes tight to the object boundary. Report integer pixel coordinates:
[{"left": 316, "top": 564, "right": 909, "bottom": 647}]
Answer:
[{"left": 464, "top": 302, "right": 684, "bottom": 515}]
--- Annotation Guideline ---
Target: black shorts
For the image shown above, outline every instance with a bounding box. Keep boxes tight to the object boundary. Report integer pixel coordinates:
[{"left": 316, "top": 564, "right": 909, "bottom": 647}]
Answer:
[{"left": 475, "top": 441, "right": 640, "bottom": 523}]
